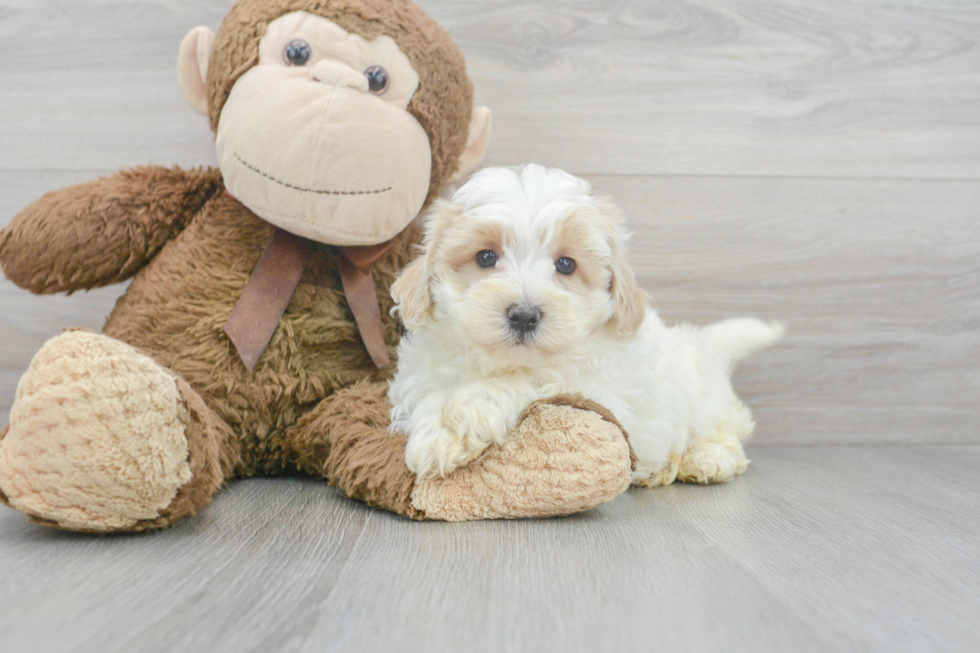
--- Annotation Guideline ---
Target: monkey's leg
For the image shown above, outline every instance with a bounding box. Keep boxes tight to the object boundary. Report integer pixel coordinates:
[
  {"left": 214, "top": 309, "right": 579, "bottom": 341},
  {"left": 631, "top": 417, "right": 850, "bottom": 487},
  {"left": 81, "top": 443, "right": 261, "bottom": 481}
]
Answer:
[
  {"left": 284, "top": 382, "right": 635, "bottom": 520},
  {"left": 284, "top": 380, "right": 423, "bottom": 518},
  {"left": 0, "top": 330, "right": 239, "bottom": 532}
]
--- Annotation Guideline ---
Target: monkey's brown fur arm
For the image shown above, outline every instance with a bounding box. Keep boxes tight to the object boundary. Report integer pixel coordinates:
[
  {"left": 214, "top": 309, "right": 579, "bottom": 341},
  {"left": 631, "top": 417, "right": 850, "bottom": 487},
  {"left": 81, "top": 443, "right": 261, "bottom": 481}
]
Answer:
[{"left": 0, "top": 166, "right": 223, "bottom": 294}]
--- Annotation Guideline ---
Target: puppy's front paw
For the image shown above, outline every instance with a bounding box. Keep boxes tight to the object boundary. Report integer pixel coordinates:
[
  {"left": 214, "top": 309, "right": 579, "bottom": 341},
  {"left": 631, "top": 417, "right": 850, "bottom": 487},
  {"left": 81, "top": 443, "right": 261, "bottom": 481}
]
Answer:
[
  {"left": 405, "top": 423, "right": 490, "bottom": 480},
  {"left": 441, "top": 384, "right": 514, "bottom": 448}
]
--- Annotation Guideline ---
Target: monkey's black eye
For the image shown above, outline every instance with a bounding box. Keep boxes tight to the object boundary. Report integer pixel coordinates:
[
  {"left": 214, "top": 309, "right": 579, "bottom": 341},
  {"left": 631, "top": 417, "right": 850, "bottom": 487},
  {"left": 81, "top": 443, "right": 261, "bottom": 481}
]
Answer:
[
  {"left": 284, "top": 40, "right": 312, "bottom": 66},
  {"left": 476, "top": 250, "right": 498, "bottom": 268},
  {"left": 364, "top": 65, "right": 389, "bottom": 94},
  {"left": 555, "top": 257, "right": 576, "bottom": 275}
]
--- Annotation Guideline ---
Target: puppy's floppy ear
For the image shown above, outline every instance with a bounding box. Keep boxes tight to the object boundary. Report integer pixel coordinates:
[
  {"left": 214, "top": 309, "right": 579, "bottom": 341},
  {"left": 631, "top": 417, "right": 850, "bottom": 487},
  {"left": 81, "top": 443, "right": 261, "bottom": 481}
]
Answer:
[
  {"left": 596, "top": 200, "right": 649, "bottom": 337},
  {"left": 391, "top": 256, "right": 430, "bottom": 329},
  {"left": 391, "top": 199, "right": 462, "bottom": 329}
]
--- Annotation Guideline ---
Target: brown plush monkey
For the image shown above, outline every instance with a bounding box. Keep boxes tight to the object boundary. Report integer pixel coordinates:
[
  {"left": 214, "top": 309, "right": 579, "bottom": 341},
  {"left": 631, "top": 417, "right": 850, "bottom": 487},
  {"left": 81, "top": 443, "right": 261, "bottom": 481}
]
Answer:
[{"left": 0, "top": 0, "right": 635, "bottom": 532}]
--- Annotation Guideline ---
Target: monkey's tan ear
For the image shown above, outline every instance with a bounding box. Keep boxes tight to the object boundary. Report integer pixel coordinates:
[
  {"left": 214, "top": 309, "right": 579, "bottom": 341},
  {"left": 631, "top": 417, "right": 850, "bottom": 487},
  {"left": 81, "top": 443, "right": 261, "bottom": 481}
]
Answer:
[
  {"left": 449, "top": 107, "right": 492, "bottom": 182},
  {"left": 178, "top": 26, "right": 216, "bottom": 117},
  {"left": 391, "top": 257, "right": 432, "bottom": 329}
]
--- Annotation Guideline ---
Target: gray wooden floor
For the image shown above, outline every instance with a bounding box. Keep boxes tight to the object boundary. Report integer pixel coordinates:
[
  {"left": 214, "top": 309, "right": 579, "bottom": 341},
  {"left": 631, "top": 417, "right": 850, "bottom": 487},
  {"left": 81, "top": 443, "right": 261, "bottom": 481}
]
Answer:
[
  {"left": 0, "top": 447, "right": 975, "bottom": 653},
  {"left": 1, "top": 1, "right": 979, "bottom": 651}
]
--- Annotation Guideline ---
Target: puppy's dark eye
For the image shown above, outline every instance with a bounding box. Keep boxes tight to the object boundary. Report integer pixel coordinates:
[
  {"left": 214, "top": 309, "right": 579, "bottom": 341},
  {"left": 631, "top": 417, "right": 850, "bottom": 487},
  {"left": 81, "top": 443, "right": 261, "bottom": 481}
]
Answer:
[
  {"left": 364, "top": 65, "right": 389, "bottom": 94},
  {"left": 555, "top": 257, "right": 576, "bottom": 275},
  {"left": 284, "top": 40, "right": 312, "bottom": 66},
  {"left": 476, "top": 250, "right": 498, "bottom": 268}
]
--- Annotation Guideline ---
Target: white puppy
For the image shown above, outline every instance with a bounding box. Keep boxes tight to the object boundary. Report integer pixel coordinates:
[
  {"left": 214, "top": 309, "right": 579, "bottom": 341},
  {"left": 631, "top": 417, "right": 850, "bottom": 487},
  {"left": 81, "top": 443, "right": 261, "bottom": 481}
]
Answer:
[{"left": 389, "top": 165, "right": 783, "bottom": 486}]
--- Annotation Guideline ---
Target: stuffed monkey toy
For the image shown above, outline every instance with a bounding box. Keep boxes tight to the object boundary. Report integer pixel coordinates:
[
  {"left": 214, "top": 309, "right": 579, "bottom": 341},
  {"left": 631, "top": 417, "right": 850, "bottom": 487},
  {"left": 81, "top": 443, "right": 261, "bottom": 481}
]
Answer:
[{"left": 0, "top": 0, "right": 635, "bottom": 533}]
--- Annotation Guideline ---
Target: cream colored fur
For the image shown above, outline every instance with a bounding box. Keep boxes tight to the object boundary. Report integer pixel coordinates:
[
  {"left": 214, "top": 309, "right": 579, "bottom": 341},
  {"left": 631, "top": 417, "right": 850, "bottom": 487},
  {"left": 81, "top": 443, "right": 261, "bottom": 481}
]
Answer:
[
  {"left": 215, "top": 12, "right": 431, "bottom": 246},
  {"left": 389, "top": 165, "right": 783, "bottom": 484},
  {"left": 0, "top": 331, "right": 192, "bottom": 531}
]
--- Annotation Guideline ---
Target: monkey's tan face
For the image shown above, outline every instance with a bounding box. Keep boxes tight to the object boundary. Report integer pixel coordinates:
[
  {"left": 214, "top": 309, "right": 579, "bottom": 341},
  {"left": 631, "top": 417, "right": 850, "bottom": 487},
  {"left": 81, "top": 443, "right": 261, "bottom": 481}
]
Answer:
[{"left": 215, "top": 12, "right": 432, "bottom": 246}]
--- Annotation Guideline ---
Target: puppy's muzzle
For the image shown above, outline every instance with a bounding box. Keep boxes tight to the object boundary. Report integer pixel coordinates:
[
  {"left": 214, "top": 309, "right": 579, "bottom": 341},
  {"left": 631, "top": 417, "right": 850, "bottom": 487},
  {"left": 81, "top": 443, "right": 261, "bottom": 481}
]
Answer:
[{"left": 507, "top": 304, "right": 541, "bottom": 337}]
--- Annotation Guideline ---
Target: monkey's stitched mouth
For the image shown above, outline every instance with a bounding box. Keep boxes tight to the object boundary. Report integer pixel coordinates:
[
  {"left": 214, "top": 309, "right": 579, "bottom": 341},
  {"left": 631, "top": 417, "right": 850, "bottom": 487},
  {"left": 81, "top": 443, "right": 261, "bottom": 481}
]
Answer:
[{"left": 234, "top": 154, "right": 392, "bottom": 196}]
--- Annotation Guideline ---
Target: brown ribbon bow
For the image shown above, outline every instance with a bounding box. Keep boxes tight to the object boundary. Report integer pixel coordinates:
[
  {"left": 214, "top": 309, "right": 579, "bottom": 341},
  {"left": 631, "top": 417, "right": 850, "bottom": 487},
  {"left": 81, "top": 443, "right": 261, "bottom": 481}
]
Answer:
[{"left": 224, "top": 228, "right": 393, "bottom": 372}]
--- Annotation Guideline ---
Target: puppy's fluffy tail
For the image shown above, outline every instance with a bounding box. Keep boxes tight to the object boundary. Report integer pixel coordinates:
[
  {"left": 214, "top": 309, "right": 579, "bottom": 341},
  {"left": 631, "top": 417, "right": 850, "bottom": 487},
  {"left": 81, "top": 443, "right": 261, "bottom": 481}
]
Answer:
[{"left": 701, "top": 318, "right": 785, "bottom": 366}]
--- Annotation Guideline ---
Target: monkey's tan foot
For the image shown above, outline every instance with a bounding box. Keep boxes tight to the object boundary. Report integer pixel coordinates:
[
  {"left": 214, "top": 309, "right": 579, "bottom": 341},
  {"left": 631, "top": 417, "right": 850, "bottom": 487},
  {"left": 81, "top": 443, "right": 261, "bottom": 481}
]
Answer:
[
  {"left": 0, "top": 331, "right": 237, "bottom": 532},
  {"left": 676, "top": 432, "right": 749, "bottom": 485},
  {"left": 412, "top": 395, "right": 636, "bottom": 520},
  {"left": 286, "top": 384, "right": 635, "bottom": 521}
]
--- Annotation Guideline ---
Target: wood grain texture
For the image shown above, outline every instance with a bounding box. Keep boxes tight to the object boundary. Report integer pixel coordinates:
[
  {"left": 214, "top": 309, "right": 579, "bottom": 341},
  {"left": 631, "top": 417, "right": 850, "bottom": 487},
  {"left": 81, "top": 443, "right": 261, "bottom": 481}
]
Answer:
[
  {"left": 0, "top": 446, "right": 976, "bottom": 653},
  {"left": 1, "top": 0, "right": 979, "bottom": 178},
  {"left": 451, "top": 0, "right": 980, "bottom": 179}
]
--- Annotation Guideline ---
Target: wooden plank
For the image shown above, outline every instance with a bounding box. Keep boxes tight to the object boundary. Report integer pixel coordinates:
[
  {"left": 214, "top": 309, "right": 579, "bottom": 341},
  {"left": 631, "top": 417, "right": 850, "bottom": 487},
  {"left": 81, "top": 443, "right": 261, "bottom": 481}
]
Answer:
[
  {"left": 2, "top": 172, "right": 978, "bottom": 444},
  {"left": 306, "top": 445, "right": 980, "bottom": 652},
  {"left": 0, "top": 0, "right": 979, "bottom": 179},
  {"left": 0, "top": 0, "right": 227, "bottom": 171},
  {"left": 2, "top": 446, "right": 975, "bottom": 652},
  {"left": 670, "top": 445, "right": 980, "bottom": 652},
  {"left": 454, "top": 0, "right": 980, "bottom": 179},
  {"left": 0, "top": 478, "right": 372, "bottom": 653}
]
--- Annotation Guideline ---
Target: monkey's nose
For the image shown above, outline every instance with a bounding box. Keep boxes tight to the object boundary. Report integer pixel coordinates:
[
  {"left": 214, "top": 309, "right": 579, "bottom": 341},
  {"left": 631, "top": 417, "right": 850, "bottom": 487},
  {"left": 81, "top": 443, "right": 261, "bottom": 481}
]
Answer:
[
  {"left": 506, "top": 304, "right": 542, "bottom": 335},
  {"left": 310, "top": 60, "right": 369, "bottom": 92}
]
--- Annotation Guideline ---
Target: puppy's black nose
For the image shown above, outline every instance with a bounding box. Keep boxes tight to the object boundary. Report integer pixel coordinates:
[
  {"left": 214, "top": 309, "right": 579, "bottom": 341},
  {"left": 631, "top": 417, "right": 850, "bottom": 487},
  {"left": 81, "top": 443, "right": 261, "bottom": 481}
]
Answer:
[{"left": 507, "top": 304, "right": 541, "bottom": 335}]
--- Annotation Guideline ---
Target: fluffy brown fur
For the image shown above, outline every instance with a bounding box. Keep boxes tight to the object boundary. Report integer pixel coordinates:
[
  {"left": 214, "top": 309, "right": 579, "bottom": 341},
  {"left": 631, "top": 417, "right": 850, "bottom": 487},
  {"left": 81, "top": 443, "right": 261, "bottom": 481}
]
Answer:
[
  {"left": 286, "top": 380, "right": 424, "bottom": 519},
  {"left": 0, "top": 167, "right": 223, "bottom": 295},
  {"left": 99, "top": 186, "right": 420, "bottom": 477}
]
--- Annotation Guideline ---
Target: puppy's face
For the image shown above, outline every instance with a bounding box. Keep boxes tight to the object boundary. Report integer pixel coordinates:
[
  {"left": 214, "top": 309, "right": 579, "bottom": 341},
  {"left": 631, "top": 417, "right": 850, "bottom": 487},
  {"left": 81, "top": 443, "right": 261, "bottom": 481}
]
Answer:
[{"left": 392, "top": 165, "right": 647, "bottom": 361}]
